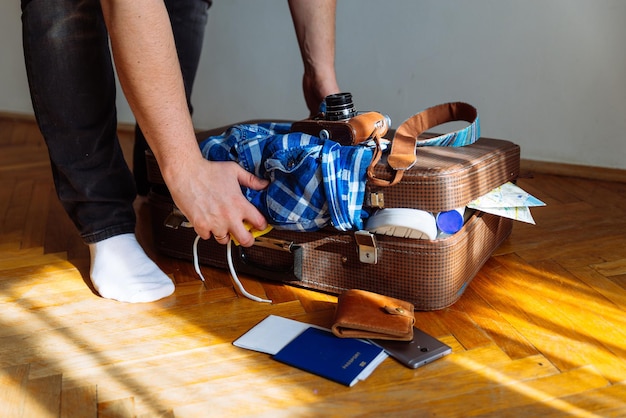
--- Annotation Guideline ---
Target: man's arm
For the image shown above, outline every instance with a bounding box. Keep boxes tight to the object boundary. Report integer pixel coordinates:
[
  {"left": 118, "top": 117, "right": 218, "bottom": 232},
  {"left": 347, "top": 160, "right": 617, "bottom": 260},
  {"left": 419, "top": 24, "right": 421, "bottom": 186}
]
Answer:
[
  {"left": 99, "top": 0, "right": 267, "bottom": 246},
  {"left": 288, "top": 0, "right": 341, "bottom": 115}
]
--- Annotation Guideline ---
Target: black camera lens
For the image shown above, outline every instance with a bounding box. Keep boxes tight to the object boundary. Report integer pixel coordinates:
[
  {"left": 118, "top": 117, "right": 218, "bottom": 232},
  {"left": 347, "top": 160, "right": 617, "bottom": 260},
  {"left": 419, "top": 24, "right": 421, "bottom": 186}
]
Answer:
[{"left": 324, "top": 92, "right": 357, "bottom": 121}]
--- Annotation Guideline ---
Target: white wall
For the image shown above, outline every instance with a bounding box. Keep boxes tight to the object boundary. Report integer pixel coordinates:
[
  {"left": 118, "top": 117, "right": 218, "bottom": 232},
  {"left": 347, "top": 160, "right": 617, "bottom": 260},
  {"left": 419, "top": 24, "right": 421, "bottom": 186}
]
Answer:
[{"left": 2, "top": 1, "right": 625, "bottom": 169}]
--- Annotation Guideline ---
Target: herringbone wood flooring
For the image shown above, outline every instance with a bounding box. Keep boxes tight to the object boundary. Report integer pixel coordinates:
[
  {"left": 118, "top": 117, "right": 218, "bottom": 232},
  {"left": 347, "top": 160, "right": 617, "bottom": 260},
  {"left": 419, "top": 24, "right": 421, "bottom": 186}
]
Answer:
[{"left": 1, "top": 113, "right": 625, "bottom": 417}]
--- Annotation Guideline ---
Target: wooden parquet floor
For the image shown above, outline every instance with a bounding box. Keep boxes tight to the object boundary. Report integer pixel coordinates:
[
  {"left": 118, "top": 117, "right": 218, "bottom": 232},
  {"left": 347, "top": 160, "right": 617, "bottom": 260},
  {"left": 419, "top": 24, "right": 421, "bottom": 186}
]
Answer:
[{"left": 1, "top": 113, "right": 626, "bottom": 417}]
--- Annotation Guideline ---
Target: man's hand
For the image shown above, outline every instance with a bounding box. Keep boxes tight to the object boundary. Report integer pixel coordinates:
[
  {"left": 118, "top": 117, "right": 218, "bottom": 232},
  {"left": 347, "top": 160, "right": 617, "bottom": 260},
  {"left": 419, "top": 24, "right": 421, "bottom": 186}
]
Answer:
[{"left": 164, "top": 154, "right": 269, "bottom": 247}]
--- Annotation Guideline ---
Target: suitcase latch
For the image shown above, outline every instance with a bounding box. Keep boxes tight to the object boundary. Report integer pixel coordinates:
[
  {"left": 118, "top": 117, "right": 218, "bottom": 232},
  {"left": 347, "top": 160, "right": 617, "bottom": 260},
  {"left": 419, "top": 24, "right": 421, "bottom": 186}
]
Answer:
[
  {"left": 354, "top": 230, "right": 378, "bottom": 264},
  {"left": 368, "top": 192, "right": 385, "bottom": 209},
  {"left": 253, "top": 236, "right": 295, "bottom": 253},
  {"left": 164, "top": 206, "right": 193, "bottom": 229}
]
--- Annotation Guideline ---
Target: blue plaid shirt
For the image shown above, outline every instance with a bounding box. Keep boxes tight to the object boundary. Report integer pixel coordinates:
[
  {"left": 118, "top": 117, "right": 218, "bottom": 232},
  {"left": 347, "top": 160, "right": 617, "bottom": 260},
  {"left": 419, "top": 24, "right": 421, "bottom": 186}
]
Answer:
[{"left": 199, "top": 123, "right": 373, "bottom": 232}]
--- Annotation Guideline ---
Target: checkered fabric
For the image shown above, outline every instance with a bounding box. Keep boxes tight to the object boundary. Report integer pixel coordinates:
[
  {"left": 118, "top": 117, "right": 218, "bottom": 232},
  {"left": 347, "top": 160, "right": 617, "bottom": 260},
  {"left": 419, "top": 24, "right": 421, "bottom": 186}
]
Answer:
[{"left": 199, "top": 123, "right": 373, "bottom": 232}]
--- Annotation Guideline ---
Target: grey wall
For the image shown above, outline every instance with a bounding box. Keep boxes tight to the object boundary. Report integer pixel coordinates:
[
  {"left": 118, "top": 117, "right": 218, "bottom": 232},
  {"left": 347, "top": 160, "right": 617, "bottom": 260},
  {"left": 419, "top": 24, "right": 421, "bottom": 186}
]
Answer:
[{"left": 2, "top": 1, "right": 625, "bottom": 169}]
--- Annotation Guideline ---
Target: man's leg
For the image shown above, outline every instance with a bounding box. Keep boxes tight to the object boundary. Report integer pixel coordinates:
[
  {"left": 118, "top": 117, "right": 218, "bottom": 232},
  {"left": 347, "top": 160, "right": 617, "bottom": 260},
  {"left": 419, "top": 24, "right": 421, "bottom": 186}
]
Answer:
[{"left": 21, "top": 0, "right": 174, "bottom": 302}]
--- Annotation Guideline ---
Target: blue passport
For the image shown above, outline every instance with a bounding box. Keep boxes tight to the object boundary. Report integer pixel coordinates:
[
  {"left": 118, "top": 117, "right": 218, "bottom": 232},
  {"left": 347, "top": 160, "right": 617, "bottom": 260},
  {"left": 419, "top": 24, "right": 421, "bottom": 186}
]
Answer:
[{"left": 272, "top": 327, "right": 388, "bottom": 387}]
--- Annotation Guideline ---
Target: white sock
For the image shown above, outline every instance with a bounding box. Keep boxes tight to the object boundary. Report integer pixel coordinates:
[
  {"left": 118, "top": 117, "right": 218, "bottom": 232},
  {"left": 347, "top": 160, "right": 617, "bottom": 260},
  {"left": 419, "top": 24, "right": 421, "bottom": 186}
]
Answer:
[{"left": 88, "top": 233, "right": 175, "bottom": 303}]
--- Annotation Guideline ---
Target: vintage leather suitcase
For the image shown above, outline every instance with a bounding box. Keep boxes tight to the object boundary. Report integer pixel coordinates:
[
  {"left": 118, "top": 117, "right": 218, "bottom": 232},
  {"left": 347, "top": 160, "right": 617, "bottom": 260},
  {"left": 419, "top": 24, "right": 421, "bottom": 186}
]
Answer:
[{"left": 145, "top": 106, "right": 520, "bottom": 310}]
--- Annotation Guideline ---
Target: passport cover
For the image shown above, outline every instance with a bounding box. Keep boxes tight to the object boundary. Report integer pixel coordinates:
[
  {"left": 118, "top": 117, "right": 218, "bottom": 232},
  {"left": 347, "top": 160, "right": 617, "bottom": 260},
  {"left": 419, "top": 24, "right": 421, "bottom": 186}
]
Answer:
[
  {"left": 233, "top": 315, "right": 327, "bottom": 355},
  {"left": 272, "top": 327, "right": 387, "bottom": 387}
]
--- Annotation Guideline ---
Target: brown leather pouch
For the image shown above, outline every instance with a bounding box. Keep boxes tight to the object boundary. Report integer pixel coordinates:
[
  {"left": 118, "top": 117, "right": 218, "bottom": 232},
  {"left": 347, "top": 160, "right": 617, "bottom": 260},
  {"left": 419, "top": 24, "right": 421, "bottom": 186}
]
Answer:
[
  {"left": 331, "top": 289, "right": 415, "bottom": 341},
  {"left": 290, "top": 112, "right": 390, "bottom": 145}
]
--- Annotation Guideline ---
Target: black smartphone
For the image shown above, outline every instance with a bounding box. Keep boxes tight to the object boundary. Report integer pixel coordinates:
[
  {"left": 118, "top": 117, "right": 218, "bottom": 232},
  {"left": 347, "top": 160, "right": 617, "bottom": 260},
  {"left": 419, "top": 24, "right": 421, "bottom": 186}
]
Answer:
[{"left": 369, "top": 327, "right": 452, "bottom": 369}]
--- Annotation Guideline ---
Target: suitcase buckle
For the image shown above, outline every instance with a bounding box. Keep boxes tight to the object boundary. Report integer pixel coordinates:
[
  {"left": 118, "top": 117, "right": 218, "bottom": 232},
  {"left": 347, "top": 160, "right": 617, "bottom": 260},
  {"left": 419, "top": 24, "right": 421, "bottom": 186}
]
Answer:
[
  {"left": 164, "top": 206, "right": 193, "bottom": 229},
  {"left": 354, "top": 230, "right": 378, "bottom": 264},
  {"left": 368, "top": 192, "right": 385, "bottom": 209},
  {"left": 253, "top": 236, "right": 295, "bottom": 253}
]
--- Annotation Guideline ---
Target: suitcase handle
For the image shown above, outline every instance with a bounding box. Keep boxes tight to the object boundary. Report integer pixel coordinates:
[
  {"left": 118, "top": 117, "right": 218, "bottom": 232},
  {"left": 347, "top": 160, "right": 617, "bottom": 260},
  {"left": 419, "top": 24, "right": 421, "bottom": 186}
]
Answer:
[{"left": 368, "top": 102, "right": 479, "bottom": 187}]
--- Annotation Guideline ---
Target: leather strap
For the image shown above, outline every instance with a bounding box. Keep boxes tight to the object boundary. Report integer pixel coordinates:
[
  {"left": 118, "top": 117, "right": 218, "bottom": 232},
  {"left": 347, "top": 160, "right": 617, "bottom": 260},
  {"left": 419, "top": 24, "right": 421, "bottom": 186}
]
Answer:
[{"left": 368, "top": 102, "right": 480, "bottom": 187}]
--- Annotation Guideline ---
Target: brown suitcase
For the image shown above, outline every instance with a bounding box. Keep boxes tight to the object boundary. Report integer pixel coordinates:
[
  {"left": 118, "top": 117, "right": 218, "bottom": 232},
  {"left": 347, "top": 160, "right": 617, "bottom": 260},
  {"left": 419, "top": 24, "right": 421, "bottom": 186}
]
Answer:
[{"left": 145, "top": 111, "right": 520, "bottom": 310}]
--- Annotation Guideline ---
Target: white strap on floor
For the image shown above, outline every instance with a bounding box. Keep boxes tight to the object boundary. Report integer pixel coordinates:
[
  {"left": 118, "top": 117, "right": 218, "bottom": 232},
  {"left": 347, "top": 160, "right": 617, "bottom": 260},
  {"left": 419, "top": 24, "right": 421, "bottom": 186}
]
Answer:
[{"left": 193, "top": 235, "right": 272, "bottom": 303}]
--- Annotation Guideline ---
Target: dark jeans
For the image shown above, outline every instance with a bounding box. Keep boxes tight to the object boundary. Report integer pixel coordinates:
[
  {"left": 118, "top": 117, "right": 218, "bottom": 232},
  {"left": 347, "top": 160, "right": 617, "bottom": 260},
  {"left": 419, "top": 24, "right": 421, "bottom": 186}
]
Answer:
[{"left": 21, "top": 0, "right": 210, "bottom": 243}]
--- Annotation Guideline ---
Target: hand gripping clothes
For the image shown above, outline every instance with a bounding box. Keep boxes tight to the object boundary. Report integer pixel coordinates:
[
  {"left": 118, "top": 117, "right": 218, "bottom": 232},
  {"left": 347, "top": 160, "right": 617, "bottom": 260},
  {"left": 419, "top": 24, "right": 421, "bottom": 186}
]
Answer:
[{"left": 199, "top": 123, "right": 373, "bottom": 232}]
